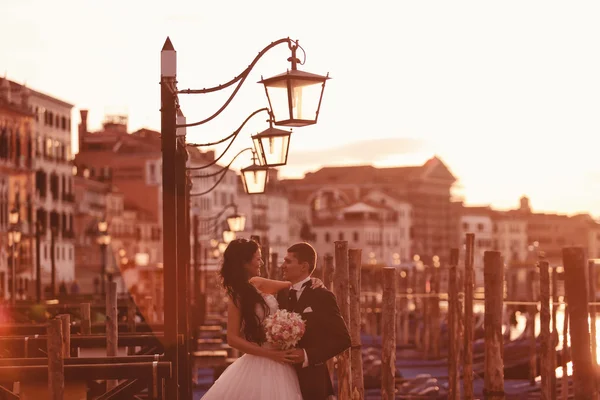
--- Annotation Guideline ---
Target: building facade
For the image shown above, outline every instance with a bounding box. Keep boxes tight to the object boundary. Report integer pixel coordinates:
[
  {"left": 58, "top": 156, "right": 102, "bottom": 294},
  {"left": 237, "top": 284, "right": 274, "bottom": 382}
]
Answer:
[
  {"left": 188, "top": 147, "right": 240, "bottom": 272},
  {"left": 282, "top": 156, "right": 457, "bottom": 264},
  {"left": 311, "top": 199, "right": 410, "bottom": 268},
  {"left": 23, "top": 81, "right": 76, "bottom": 286},
  {"left": 0, "top": 77, "right": 35, "bottom": 299},
  {"left": 75, "top": 113, "right": 164, "bottom": 268}
]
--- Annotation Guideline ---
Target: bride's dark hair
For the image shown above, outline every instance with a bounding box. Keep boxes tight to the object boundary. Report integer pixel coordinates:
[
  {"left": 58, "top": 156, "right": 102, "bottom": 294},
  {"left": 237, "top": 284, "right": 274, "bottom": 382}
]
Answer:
[{"left": 220, "top": 238, "right": 268, "bottom": 344}]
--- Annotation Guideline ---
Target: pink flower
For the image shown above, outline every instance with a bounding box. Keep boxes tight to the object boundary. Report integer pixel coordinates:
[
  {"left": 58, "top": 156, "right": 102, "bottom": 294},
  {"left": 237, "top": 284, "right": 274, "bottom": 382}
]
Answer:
[{"left": 263, "top": 309, "right": 306, "bottom": 350}]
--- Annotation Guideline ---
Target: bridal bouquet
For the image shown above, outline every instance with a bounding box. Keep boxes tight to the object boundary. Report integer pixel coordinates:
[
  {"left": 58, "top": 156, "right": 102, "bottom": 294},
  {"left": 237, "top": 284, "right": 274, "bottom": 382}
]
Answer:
[{"left": 263, "top": 309, "right": 306, "bottom": 350}]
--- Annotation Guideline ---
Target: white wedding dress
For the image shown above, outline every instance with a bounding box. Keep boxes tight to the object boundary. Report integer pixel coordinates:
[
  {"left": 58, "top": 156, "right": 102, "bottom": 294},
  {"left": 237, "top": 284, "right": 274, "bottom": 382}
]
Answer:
[{"left": 201, "top": 292, "right": 303, "bottom": 400}]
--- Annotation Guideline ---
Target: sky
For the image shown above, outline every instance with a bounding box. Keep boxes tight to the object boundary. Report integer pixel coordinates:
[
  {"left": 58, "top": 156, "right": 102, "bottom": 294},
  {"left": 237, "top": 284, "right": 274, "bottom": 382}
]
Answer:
[{"left": 2, "top": 1, "right": 600, "bottom": 216}]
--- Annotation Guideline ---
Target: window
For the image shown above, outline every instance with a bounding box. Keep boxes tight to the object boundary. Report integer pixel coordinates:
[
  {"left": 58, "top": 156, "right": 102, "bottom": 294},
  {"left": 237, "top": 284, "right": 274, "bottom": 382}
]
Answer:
[
  {"left": 338, "top": 232, "right": 344, "bottom": 241},
  {"left": 353, "top": 231, "right": 359, "bottom": 242},
  {"left": 325, "top": 232, "right": 331, "bottom": 243},
  {"left": 148, "top": 163, "right": 156, "bottom": 183},
  {"left": 46, "top": 138, "right": 53, "bottom": 158}
]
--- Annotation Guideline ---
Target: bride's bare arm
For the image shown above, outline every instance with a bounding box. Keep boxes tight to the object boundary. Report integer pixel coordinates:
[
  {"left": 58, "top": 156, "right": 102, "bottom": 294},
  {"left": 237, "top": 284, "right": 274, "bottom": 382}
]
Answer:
[
  {"left": 249, "top": 277, "right": 292, "bottom": 295},
  {"left": 226, "top": 297, "right": 295, "bottom": 363}
]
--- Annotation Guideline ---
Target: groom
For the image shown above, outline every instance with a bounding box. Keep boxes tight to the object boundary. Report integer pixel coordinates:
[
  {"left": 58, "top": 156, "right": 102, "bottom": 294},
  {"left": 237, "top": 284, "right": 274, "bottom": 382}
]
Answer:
[{"left": 277, "top": 242, "right": 351, "bottom": 400}]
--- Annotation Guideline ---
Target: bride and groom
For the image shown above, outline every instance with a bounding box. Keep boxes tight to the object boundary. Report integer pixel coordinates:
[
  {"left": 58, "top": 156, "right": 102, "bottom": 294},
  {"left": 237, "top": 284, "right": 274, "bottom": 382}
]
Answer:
[{"left": 201, "top": 239, "right": 351, "bottom": 400}]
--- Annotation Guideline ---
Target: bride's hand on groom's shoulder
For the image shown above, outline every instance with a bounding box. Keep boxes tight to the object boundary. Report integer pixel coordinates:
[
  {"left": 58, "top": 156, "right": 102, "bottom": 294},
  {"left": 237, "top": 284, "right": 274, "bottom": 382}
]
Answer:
[{"left": 310, "top": 277, "right": 325, "bottom": 289}]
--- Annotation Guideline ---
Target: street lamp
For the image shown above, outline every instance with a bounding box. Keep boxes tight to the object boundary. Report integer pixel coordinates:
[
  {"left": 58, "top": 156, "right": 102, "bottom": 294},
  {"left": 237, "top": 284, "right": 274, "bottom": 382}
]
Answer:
[
  {"left": 241, "top": 151, "right": 269, "bottom": 194},
  {"left": 7, "top": 229, "right": 21, "bottom": 305},
  {"left": 97, "top": 219, "right": 111, "bottom": 295},
  {"left": 193, "top": 203, "right": 246, "bottom": 234},
  {"left": 222, "top": 230, "right": 236, "bottom": 244},
  {"left": 135, "top": 252, "right": 150, "bottom": 267},
  {"left": 188, "top": 145, "right": 270, "bottom": 198},
  {"left": 8, "top": 207, "right": 20, "bottom": 304},
  {"left": 161, "top": 37, "right": 329, "bottom": 400},
  {"left": 9, "top": 208, "right": 19, "bottom": 225},
  {"left": 227, "top": 213, "right": 246, "bottom": 233},
  {"left": 98, "top": 220, "right": 108, "bottom": 233},
  {"left": 258, "top": 42, "right": 330, "bottom": 127},
  {"left": 252, "top": 121, "right": 292, "bottom": 167}
]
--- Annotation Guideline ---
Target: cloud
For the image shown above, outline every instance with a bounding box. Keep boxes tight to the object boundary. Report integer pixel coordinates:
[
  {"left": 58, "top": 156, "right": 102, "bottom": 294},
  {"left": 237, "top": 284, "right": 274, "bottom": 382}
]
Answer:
[{"left": 285, "top": 137, "right": 428, "bottom": 166}]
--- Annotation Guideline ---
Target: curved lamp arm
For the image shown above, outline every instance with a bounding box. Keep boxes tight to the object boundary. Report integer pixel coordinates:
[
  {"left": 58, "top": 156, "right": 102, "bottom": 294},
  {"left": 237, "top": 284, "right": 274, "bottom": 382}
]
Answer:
[
  {"left": 176, "top": 38, "right": 302, "bottom": 128},
  {"left": 188, "top": 147, "right": 253, "bottom": 197},
  {"left": 186, "top": 107, "right": 270, "bottom": 147},
  {"left": 185, "top": 108, "right": 270, "bottom": 170},
  {"left": 196, "top": 203, "right": 239, "bottom": 222},
  {"left": 188, "top": 146, "right": 252, "bottom": 173}
]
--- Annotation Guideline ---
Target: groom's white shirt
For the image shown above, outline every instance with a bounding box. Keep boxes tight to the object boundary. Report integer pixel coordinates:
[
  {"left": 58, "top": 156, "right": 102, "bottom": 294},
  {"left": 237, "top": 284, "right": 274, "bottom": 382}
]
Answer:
[{"left": 291, "top": 276, "right": 312, "bottom": 368}]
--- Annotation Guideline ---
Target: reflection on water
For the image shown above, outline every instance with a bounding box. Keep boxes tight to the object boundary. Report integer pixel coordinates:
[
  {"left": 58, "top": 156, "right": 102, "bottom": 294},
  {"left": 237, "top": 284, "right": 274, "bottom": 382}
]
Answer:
[{"left": 508, "top": 302, "right": 600, "bottom": 379}]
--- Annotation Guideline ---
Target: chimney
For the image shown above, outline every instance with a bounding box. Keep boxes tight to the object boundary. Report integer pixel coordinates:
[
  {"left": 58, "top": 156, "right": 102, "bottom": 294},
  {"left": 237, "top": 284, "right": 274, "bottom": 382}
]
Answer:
[
  {"left": 519, "top": 196, "right": 531, "bottom": 213},
  {"left": 0, "top": 76, "right": 11, "bottom": 103},
  {"left": 79, "top": 109, "right": 89, "bottom": 151},
  {"left": 20, "top": 84, "right": 30, "bottom": 110}
]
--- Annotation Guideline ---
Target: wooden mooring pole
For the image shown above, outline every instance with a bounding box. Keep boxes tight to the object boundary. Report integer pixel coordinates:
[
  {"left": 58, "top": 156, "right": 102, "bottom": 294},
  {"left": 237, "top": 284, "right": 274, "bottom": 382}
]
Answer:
[
  {"left": 483, "top": 251, "right": 505, "bottom": 400},
  {"left": 422, "top": 266, "right": 430, "bottom": 359},
  {"left": 464, "top": 233, "right": 475, "bottom": 400},
  {"left": 58, "top": 314, "right": 71, "bottom": 358},
  {"left": 399, "top": 269, "right": 409, "bottom": 346},
  {"left": 561, "top": 304, "right": 569, "bottom": 400},
  {"left": 448, "top": 248, "right": 460, "bottom": 400},
  {"left": 106, "top": 280, "right": 118, "bottom": 391},
  {"left": 589, "top": 260, "right": 597, "bottom": 370},
  {"left": 324, "top": 253, "right": 335, "bottom": 383},
  {"left": 381, "top": 267, "right": 396, "bottom": 400},
  {"left": 551, "top": 266, "right": 559, "bottom": 400},
  {"left": 539, "top": 260, "right": 552, "bottom": 400},
  {"left": 127, "top": 298, "right": 137, "bottom": 355},
  {"left": 430, "top": 264, "right": 441, "bottom": 359},
  {"left": 334, "top": 241, "right": 352, "bottom": 400},
  {"left": 348, "top": 249, "right": 364, "bottom": 400},
  {"left": 48, "top": 317, "right": 64, "bottom": 400},
  {"left": 528, "top": 269, "right": 537, "bottom": 386},
  {"left": 81, "top": 303, "right": 91, "bottom": 335},
  {"left": 562, "top": 247, "right": 597, "bottom": 399}
]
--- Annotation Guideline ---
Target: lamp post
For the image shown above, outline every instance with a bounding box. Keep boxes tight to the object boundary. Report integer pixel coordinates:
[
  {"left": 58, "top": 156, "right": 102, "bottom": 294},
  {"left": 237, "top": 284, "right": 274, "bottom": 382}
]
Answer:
[
  {"left": 50, "top": 226, "right": 57, "bottom": 298},
  {"left": 161, "top": 37, "right": 329, "bottom": 399},
  {"left": 8, "top": 208, "right": 20, "bottom": 305},
  {"left": 35, "top": 219, "right": 42, "bottom": 303},
  {"left": 97, "top": 219, "right": 111, "bottom": 295}
]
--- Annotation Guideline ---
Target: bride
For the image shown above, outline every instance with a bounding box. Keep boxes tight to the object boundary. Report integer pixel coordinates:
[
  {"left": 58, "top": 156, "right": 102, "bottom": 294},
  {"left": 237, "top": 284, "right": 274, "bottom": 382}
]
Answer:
[{"left": 201, "top": 238, "right": 316, "bottom": 399}]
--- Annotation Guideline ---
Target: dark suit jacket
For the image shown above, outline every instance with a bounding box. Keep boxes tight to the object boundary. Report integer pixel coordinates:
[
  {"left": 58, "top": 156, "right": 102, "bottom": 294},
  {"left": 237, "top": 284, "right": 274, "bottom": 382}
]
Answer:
[{"left": 278, "top": 285, "right": 351, "bottom": 400}]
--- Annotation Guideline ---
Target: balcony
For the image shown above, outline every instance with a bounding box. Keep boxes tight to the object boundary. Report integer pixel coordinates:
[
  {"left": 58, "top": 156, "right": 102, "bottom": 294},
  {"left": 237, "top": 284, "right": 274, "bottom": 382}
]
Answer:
[{"left": 62, "top": 193, "right": 75, "bottom": 203}]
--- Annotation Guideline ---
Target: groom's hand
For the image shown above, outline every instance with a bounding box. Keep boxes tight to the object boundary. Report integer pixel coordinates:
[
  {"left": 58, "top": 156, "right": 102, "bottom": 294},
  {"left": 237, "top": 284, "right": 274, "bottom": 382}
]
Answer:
[{"left": 290, "top": 349, "right": 305, "bottom": 364}]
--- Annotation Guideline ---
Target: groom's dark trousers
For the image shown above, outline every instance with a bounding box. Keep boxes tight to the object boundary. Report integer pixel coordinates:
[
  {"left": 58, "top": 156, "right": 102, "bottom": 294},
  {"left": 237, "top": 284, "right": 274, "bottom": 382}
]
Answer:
[{"left": 278, "top": 285, "right": 351, "bottom": 400}]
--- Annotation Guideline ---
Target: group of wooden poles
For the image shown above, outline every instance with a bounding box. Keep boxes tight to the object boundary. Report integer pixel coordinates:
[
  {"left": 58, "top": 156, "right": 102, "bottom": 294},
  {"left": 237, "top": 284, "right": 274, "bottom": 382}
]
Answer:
[
  {"left": 309, "top": 234, "right": 600, "bottom": 400},
  {"left": 0, "top": 281, "right": 172, "bottom": 399}
]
